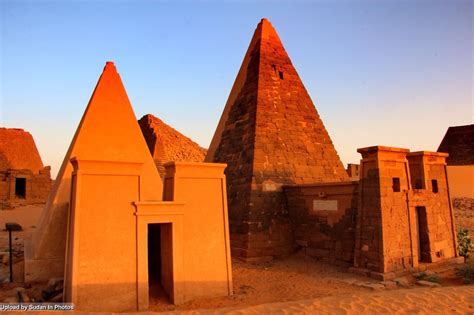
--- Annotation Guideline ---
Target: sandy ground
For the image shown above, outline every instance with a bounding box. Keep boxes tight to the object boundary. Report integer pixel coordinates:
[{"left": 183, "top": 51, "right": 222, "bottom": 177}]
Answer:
[
  {"left": 154, "top": 285, "right": 474, "bottom": 314},
  {"left": 149, "top": 254, "right": 379, "bottom": 312},
  {"left": 0, "top": 205, "right": 473, "bottom": 314},
  {"left": 0, "top": 204, "right": 43, "bottom": 245},
  {"left": 0, "top": 204, "right": 43, "bottom": 285}
]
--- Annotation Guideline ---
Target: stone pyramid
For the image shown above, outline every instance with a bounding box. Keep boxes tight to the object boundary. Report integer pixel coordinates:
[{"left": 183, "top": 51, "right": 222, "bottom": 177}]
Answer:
[
  {"left": 206, "top": 19, "right": 348, "bottom": 261},
  {"left": 25, "top": 62, "right": 163, "bottom": 281},
  {"left": 138, "top": 114, "right": 207, "bottom": 178}
]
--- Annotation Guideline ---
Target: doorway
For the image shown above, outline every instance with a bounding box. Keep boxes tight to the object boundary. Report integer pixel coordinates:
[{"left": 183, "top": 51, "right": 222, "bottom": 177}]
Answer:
[
  {"left": 148, "top": 223, "right": 173, "bottom": 305},
  {"left": 14, "top": 178, "right": 26, "bottom": 199},
  {"left": 415, "top": 206, "right": 431, "bottom": 262}
]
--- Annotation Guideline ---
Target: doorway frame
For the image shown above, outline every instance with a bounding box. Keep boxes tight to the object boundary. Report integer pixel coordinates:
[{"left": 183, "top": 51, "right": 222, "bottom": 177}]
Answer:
[
  {"left": 14, "top": 177, "right": 27, "bottom": 199},
  {"left": 147, "top": 222, "right": 173, "bottom": 303},
  {"left": 415, "top": 206, "right": 431, "bottom": 263},
  {"left": 134, "top": 201, "right": 186, "bottom": 310}
]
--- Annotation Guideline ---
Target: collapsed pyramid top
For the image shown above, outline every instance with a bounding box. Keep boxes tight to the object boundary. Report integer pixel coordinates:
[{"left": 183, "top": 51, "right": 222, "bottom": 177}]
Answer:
[{"left": 138, "top": 114, "right": 207, "bottom": 177}]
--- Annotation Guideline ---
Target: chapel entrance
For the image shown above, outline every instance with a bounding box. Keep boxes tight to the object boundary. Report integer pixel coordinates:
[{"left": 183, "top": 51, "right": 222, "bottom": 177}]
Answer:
[
  {"left": 415, "top": 206, "right": 431, "bottom": 262},
  {"left": 148, "top": 223, "right": 173, "bottom": 305},
  {"left": 15, "top": 178, "right": 26, "bottom": 199}
]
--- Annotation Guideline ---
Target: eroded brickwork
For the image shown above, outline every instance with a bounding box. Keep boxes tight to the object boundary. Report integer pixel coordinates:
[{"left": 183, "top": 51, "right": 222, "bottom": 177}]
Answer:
[
  {"left": 437, "top": 124, "right": 474, "bottom": 165},
  {"left": 286, "top": 146, "right": 459, "bottom": 278},
  {"left": 208, "top": 19, "right": 348, "bottom": 261},
  {"left": 0, "top": 128, "right": 51, "bottom": 208},
  {"left": 138, "top": 114, "right": 207, "bottom": 178},
  {"left": 353, "top": 147, "right": 457, "bottom": 277},
  {"left": 284, "top": 182, "right": 358, "bottom": 264}
]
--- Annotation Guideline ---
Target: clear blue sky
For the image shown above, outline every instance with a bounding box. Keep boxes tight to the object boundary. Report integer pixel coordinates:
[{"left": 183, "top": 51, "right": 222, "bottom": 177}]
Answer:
[{"left": 1, "top": 0, "right": 472, "bottom": 177}]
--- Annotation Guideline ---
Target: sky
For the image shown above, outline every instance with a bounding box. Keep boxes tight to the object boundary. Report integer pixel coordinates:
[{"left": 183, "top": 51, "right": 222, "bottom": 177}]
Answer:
[{"left": 1, "top": 0, "right": 472, "bottom": 178}]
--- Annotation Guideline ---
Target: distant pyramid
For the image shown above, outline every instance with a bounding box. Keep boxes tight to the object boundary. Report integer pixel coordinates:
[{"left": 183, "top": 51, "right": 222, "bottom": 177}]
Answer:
[
  {"left": 26, "top": 62, "right": 163, "bottom": 281},
  {"left": 206, "top": 19, "right": 348, "bottom": 261},
  {"left": 139, "top": 114, "right": 207, "bottom": 178}
]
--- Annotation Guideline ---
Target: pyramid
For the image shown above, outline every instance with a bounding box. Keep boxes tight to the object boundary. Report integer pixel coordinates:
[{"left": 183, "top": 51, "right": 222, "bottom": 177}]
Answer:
[
  {"left": 138, "top": 114, "right": 207, "bottom": 177},
  {"left": 0, "top": 128, "right": 45, "bottom": 173},
  {"left": 25, "top": 62, "right": 163, "bottom": 281},
  {"left": 206, "top": 19, "right": 348, "bottom": 261}
]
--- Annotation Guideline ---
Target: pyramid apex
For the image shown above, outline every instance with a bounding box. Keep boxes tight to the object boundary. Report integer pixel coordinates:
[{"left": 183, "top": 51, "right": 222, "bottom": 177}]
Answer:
[
  {"left": 104, "top": 61, "right": 117, "bottom": 72},
  {"left": 256, "top": 18, "right": 279, "bottom": 40}
]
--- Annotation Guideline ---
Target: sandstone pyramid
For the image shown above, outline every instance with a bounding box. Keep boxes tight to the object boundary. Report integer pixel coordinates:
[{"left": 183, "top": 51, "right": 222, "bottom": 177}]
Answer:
[
  {"left": 139, "top": 114, "right": 207, "bottom": 177},
  {"left": 206, "top": 19, "right": 348, "bottom": 261},
  {"left": 25, "top": 62, "right": 163, "bottom": 281},
  {"left": 0, "top": 128, "right": 45, "bottom": 173}
]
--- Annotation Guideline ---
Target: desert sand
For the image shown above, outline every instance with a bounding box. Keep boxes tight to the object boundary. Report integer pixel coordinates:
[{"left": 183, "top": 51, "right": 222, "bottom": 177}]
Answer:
[{"left": 153, "top": 285, "right": 474, "bottom": 314}]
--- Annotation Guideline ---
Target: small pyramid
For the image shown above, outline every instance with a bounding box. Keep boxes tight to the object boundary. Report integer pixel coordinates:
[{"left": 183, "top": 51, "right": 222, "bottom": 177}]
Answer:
[
  {"left": 26, "top": 62, "right": 163, "bottom": 281},
  {"left": 138, "top": 114, "right": 207, "bottom": 178},
  {"left": 206, "top": 19, "right": 348, "bottom": 260},
  {"left": 0, "top": 128, "right": 45, "bottom": 173}
]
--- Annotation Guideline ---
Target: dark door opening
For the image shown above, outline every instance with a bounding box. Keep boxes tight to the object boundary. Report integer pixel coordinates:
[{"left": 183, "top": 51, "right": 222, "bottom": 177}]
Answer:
[
  {"left": 148, "top": 223, "right": 173, "bottom": 305},
  {"left": 14, "top": 178, "right": 26, "bottom": 199},
  {"left": 415, "top": 206, "right": 431, "bottom": 262}
]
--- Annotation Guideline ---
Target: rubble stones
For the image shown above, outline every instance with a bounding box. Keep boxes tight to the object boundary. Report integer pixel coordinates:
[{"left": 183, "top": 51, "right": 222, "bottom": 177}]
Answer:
[
  {"left": 15, "top": 287, "right": 30, "bottom": 303},
  {"left": 416, "top": 280, "right": 441, "bottom": 287},
  {"left": 394, "top": 277, "right": 411, "bottom": 287},
  {"left": 41, "top": 277, "right": 64, "bottom": 302}
]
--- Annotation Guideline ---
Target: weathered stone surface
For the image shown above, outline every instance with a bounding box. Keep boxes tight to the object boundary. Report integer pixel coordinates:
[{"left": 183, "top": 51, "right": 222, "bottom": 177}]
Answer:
[
  {"left": 47, "top": 277, "right": 64, "bottom": 288},
  {"left": 437, "top": 124, "right": 474, "bottom": 165},
  {"left": 0, "top": 128, "right": 52, "bottom": 209},
  {"left": 284, "top": 182, "right": 358, "bottom": 264},
  {"left": 354, "top": 147, "right": 457, "bottom": 276},
  {"left": 394, "top": 277, "right": 411, "bottom": 287},
  {"left": 357, "top": 282, "right": 385, "bottom": 291},
  {"left": 380, "top": 280, "right": 398, "bottom": 289},
  {"left": 207, "top": 18, "right": 348, "bottom": 261},
  {"left": 138, "top": 114, "right": 207, "bottom": 178},
  {"left": 416, "top": 280, "right": 441, "bottom": 287}
]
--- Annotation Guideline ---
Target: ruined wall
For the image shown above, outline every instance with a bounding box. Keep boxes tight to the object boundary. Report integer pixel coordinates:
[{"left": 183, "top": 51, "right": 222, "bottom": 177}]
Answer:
[
  {"left": 0, "top": 128, "right": 51, "bottom": 208},
  {"left": 346, "top": 164, "right": 360, "bottom": 181},
  {"left": 284, "top": 182, "right": 358, "bottom": 264},
  {"left": 0, "top": 169, "right": 51, "bottom": 209}
]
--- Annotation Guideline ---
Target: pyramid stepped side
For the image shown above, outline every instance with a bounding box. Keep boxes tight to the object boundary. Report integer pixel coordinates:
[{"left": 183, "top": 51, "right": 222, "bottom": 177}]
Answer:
[
  {"left": 0, "top": 128, "right": 45, "bottom": 173},
  {"left": 207, "top": 19, "right": 348, "bottom": 261},
  {"left": 437, "top": 124, "right": 474, "bottom": 165},
  {"left": 138, "top": 114, "right": 207, "bottom": 178}
]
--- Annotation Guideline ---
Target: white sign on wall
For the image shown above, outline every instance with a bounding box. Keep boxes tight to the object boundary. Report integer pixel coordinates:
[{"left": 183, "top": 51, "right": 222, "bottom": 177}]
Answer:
[{"left": 312, "top": 199, "right": 338, "bottom": 212}]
